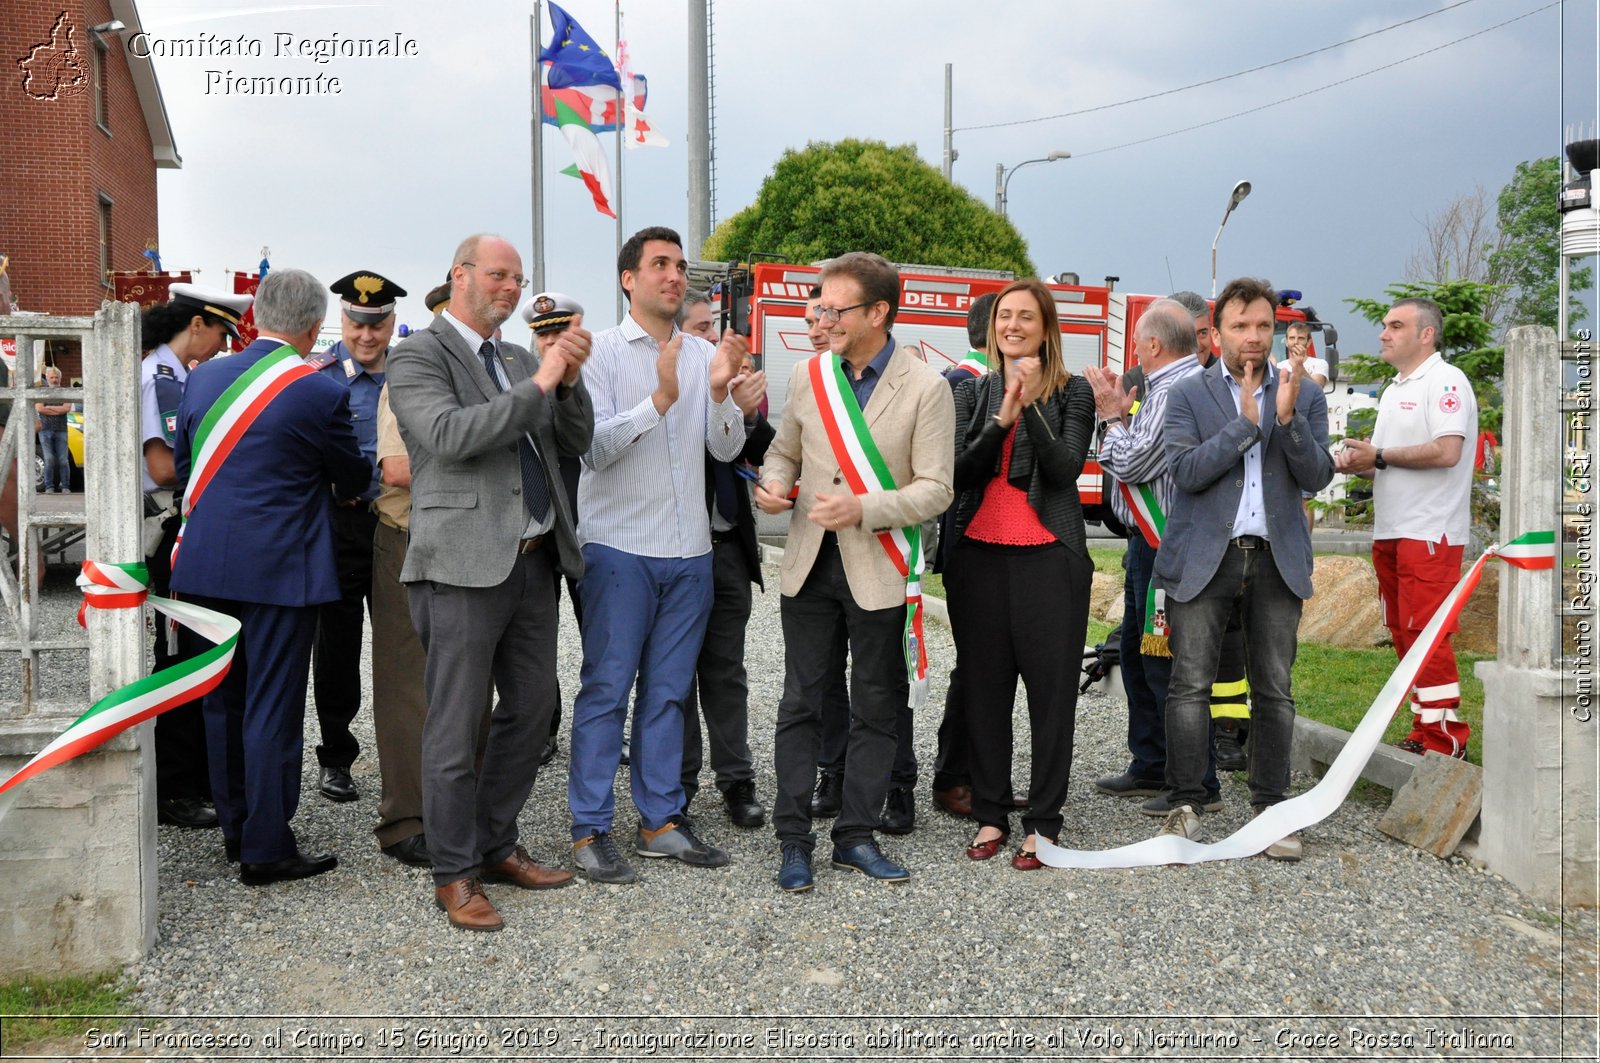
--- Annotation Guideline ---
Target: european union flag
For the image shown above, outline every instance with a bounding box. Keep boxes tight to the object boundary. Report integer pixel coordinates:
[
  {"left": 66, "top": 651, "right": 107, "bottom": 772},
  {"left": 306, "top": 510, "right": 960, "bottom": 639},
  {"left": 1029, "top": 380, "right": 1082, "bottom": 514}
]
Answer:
[{"left": 541, "top": 2, "right": 622, "bottom": 91}]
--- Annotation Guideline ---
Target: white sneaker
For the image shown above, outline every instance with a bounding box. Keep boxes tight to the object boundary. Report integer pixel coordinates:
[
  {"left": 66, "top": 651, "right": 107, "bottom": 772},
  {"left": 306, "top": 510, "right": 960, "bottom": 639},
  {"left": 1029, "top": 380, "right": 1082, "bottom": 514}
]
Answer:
[
  {"left": 1264, "top": 832, "right": 1303, "bottom": 861},
  {"left": 1159, "top": 805, "right": 1203, "bottom": 840}
]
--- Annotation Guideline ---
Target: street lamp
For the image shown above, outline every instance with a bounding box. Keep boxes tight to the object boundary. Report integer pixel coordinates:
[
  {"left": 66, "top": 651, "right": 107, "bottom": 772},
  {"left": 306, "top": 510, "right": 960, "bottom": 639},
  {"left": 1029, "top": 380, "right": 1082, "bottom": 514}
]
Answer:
[
  {"left": 995, "top": 151, "right": 1071, "bottom": 216},
  {"left": 1210, "top": 179, "right": 1252, "bottom": 297}
]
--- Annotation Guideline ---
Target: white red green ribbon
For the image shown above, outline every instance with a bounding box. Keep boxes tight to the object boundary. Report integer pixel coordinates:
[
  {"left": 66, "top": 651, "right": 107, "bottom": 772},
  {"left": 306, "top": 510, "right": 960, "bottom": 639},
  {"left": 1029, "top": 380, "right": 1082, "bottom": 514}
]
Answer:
[
  {"left": 1497, "top": 530, "right": 1555, "bottom": 570},
  {"left": 1040, "top": 532, "right": 1555, "bottom": 869},
  {"left": 0, "top": 561, "right": 239, "bottom": 825},
  {"left": 808, "top": 353, "right": 929, "bottom": 708},
  {"left": 172, "top": 343, "right": 315, "bottom": 568}
]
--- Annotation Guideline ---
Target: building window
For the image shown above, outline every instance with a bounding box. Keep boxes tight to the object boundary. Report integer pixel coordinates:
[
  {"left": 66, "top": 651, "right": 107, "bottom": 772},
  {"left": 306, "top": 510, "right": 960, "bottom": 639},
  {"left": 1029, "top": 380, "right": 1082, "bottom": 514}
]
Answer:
[
  {"left": 98, "top": 194, "right": 113, "bottom": 282},
  {"left": 91, "top": 34, "right": 110, "bottom": 132}
]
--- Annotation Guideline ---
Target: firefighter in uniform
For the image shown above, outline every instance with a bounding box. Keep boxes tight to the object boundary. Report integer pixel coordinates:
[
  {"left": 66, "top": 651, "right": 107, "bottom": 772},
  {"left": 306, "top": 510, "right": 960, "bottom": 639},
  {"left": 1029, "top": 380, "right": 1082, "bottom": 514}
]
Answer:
[
  {"left": 305, "top": 270, "right": 407, "bottom": 803},
  {"left": 139, "top": 282, "right": 254, "bottom": 828}
]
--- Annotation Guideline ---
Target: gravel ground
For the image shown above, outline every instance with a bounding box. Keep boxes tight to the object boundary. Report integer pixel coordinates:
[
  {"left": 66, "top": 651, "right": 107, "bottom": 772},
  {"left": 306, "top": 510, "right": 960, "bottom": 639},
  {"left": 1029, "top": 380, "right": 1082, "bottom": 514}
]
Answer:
[{"left": 8, "top": 559, "right": 1598, "bottom": 1060}]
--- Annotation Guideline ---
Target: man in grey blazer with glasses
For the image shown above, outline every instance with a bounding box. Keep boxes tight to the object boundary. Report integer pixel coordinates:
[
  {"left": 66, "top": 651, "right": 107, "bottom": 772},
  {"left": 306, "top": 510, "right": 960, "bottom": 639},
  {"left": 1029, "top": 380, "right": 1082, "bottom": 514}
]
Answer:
[{"left": 388, "top": 233, "right": 593, "bottom": 931}]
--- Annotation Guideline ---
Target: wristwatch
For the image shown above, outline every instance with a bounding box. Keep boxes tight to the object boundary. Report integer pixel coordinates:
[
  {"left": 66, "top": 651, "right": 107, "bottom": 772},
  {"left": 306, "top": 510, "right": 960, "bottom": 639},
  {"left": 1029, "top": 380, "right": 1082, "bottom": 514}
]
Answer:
[{"left": 1373, "top": 448, "right": 1387, "bottom": 470}]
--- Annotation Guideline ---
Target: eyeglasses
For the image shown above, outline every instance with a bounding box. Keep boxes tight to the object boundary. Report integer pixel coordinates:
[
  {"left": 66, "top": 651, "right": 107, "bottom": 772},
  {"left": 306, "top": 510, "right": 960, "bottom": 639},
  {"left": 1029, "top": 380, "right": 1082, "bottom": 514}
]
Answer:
[
  {"left": 814, "top": 302, "right": 872, "bottom": 324},
  {"left": 460, "top": 262, "right": 530, "bottom": 290}
]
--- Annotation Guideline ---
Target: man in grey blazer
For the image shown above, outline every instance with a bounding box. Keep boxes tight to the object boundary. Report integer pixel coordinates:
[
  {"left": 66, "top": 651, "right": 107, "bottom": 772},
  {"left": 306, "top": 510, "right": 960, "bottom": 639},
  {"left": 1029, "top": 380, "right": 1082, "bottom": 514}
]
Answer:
[
  {"left": 387, "top": 234, "right": 593, "bottom": 931},
  {"left": 1152, "top": 276, "right": 1334, "bottom": 860}
]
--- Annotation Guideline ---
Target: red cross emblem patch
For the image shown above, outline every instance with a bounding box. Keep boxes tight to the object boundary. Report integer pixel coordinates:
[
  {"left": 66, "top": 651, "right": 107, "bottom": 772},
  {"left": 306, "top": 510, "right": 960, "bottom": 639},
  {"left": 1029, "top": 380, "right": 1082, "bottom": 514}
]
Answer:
[{"left": 1439, "top": 392, "right": 1462, "bottom": 414}]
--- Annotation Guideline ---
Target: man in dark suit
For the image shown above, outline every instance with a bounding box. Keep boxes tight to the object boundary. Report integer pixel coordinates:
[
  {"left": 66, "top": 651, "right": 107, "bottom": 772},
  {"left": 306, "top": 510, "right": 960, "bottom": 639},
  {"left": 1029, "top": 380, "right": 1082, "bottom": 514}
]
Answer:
[
  {"left": 171, "top": 268, "right": 371, "bottom": 886},
  {"left": 387, "top": 234, "right": 592, "bottom": 931},
  {"left": 1152, "top": 276, "right": 1334, "bottom": 860},
  {"left": 679, "top": 332, "right": 773, "bottom": 830}
]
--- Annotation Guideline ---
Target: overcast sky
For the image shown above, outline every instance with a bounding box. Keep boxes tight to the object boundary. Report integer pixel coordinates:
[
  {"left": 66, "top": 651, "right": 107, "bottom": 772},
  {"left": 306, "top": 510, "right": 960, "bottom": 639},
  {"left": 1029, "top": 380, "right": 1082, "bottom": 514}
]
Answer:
[{"left": 127, "top": 0, "right": 1596, "bottom": 357}]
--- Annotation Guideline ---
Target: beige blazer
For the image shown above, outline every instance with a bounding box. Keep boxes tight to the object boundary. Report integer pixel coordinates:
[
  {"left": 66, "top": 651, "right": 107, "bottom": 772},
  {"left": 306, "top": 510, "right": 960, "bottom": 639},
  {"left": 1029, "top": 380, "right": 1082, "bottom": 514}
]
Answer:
[{"left": 763, "top": 340, "right": 955, "bottom": 612}]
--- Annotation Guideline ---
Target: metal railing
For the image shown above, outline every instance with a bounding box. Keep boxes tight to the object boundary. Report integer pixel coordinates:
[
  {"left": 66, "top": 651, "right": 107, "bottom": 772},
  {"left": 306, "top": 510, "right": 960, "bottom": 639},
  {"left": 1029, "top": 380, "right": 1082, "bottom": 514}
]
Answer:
[{"left": 0, "top": 303, "right": 143, "bottom": 716}]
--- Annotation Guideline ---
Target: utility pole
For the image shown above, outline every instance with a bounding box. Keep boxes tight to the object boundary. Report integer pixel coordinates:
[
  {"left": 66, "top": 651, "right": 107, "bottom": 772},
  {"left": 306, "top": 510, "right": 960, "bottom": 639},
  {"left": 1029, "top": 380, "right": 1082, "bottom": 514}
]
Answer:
[
  {"left": 687, "top": 0, "right": 710, "bottom": 255},
  {"left": 942, "top": 63, "right": 955, "bottom": 181}
]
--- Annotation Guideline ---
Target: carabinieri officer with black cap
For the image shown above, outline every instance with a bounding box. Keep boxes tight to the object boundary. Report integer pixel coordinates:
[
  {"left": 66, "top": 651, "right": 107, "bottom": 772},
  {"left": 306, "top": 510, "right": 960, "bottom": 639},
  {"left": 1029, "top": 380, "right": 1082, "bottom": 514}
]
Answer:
[
  {"left": 139, "top": 281, "right": 254, "bottom": 830},
  {"left": 305, "top": 269, "right": 406, "bottom": 803}
]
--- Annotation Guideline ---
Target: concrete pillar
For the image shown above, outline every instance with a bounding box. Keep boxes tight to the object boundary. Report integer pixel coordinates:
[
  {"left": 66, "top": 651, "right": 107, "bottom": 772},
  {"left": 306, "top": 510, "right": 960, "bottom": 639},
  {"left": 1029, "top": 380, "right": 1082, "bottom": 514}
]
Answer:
[
  {"left": 1476, "top": 325, "right": 1597, "bottom": 906},
  {"left": 0, "top": 301, "right": 154, "bottom": 973}
]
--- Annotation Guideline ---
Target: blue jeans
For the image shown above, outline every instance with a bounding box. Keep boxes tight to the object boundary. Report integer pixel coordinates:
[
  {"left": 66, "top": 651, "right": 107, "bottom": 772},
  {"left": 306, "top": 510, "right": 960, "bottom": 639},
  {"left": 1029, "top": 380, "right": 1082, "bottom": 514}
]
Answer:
[
  {"left": 569, "top": 544, "right": 713, "bottom": 839},
  {"left": 1165, "top": 543, "right": 1300, "bottom": 810},
  {"left": 40, "top": 429, "right": 69, "bottom": 490}
]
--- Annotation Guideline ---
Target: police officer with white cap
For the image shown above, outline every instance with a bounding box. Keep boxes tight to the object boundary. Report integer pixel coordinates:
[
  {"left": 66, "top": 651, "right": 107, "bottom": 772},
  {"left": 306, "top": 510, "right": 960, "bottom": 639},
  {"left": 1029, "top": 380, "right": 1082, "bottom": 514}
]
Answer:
[
  {"left": 139, "top": 282, "right": 254, "bottom": 828},
  {"left": 305, "top": 270, "right": 407, "bottom": 803}
]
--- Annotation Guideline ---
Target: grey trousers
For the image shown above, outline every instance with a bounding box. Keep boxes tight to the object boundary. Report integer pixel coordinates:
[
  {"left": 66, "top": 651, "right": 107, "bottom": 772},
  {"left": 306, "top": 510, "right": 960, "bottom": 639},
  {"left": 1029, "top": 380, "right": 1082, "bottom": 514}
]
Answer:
[{"left": 409, "top": 548, "right": 559, "bottom": 887}]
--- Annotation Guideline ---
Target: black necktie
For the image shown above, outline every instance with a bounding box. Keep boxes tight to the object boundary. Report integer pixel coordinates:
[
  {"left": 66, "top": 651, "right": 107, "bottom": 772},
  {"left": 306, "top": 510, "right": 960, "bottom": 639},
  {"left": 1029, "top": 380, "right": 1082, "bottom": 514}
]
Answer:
[{"left": 479, "top": 340, "right": 551, "bottom": 522}]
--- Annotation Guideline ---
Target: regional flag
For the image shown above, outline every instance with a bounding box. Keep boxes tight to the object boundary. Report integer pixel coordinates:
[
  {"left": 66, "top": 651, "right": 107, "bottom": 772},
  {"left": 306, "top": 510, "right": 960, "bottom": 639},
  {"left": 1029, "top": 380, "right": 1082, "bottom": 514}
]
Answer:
[
  {"left": 541, "top": 2, "right": 622, "bottom": 91},
  {"left": 553, "top": 96, "right": 616, "bottom": 218}
]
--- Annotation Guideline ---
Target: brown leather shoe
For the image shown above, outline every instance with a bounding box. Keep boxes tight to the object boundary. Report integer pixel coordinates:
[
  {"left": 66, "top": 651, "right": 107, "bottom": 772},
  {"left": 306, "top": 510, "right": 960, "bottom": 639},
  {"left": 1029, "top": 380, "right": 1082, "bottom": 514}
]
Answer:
[
  {"left": 481, "top": 845, "right": 574, "bottom": 890},
  {"left": 932, "top": 784, "right": 973, "bottom": 818},
  {"left": 434, "top": 878, "right": 503, "bottom": 932}
]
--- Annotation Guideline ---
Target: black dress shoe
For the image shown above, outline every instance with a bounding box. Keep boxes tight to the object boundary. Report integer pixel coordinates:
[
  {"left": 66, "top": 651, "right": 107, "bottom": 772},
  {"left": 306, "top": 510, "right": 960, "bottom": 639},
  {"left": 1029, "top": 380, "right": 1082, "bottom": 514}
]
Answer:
[
  {"left": 239, "top": 851, "right": 338, "bottom": 886},
  {"left": 809, "top": 771, "right": 843, "bottom": 818},
  {"left": 224, "top": 838, "right": 241, "bottom": 863},
  {"left": 879, "top": 786, "right": 915, "bottom": 835},
  {"left": 539, "top": 736, "right": 559, "bottom": 766},
  {"left": 722, "top": 780, "right": 766, "bottom": 829},
  {"left": 318, "top": 766, "right": 358, "bottom": 802},
  {"left": 381, "top": 834, "right": 432, "bottom": 868},
  {"left": 157, "top": 796, "right": 219, "bottom": 828}
]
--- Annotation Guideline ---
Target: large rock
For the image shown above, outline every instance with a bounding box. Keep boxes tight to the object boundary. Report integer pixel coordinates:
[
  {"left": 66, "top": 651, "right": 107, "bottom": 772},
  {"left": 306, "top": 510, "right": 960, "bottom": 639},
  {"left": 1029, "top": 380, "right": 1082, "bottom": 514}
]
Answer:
[
  {"left": 1301, "top": 554, "right": 1387, "bottom": 648},
  {"left": 1089, "top": 571, "right": 1124, "bottom": 625}
]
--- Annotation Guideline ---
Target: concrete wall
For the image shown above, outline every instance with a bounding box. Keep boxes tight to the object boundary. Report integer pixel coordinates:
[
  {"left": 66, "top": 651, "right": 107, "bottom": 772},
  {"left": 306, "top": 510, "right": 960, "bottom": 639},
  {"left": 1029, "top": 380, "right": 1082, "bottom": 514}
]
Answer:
[{"left": 0, "top": 727, "right": 154, "bottom": 974}]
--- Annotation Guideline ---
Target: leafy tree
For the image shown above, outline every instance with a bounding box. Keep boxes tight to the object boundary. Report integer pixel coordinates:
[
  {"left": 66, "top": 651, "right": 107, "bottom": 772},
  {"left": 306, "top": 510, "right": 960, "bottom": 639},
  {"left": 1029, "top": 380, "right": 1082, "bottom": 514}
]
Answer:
[
  {"left": 1486, "top": 155, "right": 1590, "bottom": 330},
  {"left": 703, "top": 139, "right": 1035, "bottom": 276}
]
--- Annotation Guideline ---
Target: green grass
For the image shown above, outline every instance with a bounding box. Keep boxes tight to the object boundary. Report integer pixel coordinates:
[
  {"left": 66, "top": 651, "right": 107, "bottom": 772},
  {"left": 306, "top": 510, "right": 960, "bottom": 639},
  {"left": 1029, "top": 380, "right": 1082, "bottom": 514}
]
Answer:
[
  {"left": 0, "top": 971, "right": 129, "bottom": 1054},
  {"left": 1293, "top": 643, "right": 1488, "bottom": 765}
]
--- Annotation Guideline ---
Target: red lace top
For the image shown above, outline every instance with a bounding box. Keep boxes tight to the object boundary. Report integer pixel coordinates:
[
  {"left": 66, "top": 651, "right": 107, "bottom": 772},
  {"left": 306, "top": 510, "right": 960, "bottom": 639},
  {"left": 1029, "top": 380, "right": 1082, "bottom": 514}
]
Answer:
[{"left": 963, "top": 421, "right": 1055, "bottom": 546}]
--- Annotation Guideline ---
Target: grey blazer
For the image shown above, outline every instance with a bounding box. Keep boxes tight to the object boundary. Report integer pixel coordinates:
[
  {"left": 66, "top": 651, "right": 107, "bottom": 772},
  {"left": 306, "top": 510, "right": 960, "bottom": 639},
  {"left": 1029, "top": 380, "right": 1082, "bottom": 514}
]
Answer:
[
  {"left": 1153, "top": 360, "right": 1334, "bottom": 602},
  {"left": 387, "top": 314, "right": 593, "bottom": 587}
]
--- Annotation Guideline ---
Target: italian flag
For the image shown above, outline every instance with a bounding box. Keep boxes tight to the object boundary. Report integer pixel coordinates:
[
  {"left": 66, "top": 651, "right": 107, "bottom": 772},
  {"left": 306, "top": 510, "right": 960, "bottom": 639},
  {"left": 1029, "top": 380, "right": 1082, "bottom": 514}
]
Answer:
[
  {"left": 1496, "top": 530, "right": 1556, "bottom": 570},
  {"left": 553, "top": 96, "right": 616, "bottom": 218}
]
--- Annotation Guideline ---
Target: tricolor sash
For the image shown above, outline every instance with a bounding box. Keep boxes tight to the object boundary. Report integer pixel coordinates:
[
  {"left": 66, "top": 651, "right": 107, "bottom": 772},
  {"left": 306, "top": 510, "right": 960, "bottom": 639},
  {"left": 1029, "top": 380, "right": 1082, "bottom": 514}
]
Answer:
[
  {"left": 171, "top": 344, "right": 316, "bottom": 567},
  {"left": 808, "top": 353, "right": 930, "bottom": 708},
  {"left": 951, "top": 352, "right": 987, "bottom": 378},
  {"left": 0, "top": 561, "right": 239, "bottom": 825}
]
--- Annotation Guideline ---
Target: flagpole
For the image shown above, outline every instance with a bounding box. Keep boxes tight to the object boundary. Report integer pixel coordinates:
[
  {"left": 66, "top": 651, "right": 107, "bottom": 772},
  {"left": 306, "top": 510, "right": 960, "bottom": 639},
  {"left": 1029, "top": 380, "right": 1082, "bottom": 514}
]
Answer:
[
  {"left": 614, "top": 1, "right": 625, "bottom": 323},
  {"left": 530, "top": 4, "right": 545, "bottom": 293}
]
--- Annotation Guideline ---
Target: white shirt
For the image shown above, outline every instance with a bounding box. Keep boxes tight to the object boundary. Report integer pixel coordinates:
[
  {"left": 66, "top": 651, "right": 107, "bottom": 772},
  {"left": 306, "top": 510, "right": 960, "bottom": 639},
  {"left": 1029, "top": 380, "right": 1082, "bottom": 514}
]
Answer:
[
  {"left": 1372, "top": 352, "right": 1476, "bottom": 544},
  {"left": 579, "top": 315, "right": 744, "bottom": 558},
  {"left": 1222, "top": 370, "right": 1269, "bottom": 539}
]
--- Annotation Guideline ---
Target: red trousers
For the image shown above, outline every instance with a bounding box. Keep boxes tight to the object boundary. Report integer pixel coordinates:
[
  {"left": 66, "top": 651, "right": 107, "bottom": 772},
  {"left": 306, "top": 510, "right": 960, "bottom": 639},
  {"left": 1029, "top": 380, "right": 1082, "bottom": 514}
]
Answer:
[{"left": 1373, "top": 537, "right": 1469, "bottom": 756}]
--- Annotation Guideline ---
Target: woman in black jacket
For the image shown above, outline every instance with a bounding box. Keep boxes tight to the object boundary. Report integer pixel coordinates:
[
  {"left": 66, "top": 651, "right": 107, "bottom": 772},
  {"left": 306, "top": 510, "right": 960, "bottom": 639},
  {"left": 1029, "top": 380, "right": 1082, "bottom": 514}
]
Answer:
[{"left": 945, "top": 277, "right": 1095, "bottom": 869}]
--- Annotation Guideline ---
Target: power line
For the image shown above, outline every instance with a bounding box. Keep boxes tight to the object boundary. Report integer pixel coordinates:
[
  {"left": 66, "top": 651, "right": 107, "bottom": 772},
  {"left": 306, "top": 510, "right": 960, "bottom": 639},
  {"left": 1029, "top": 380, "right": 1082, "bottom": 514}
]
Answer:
[
  {"left": 955, "top": 0, "right": 1481, "bottom": 133},
  {"left": 1072, "top": 2, "right": 1558, "bottom": 160}
]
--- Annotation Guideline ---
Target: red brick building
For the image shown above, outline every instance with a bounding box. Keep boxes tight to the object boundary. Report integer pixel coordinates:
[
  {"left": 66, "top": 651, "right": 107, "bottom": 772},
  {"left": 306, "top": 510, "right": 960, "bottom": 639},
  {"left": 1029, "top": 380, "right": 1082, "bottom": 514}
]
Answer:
[{"left": 3, "top": 0, "right": 178, "bottom": 378}]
